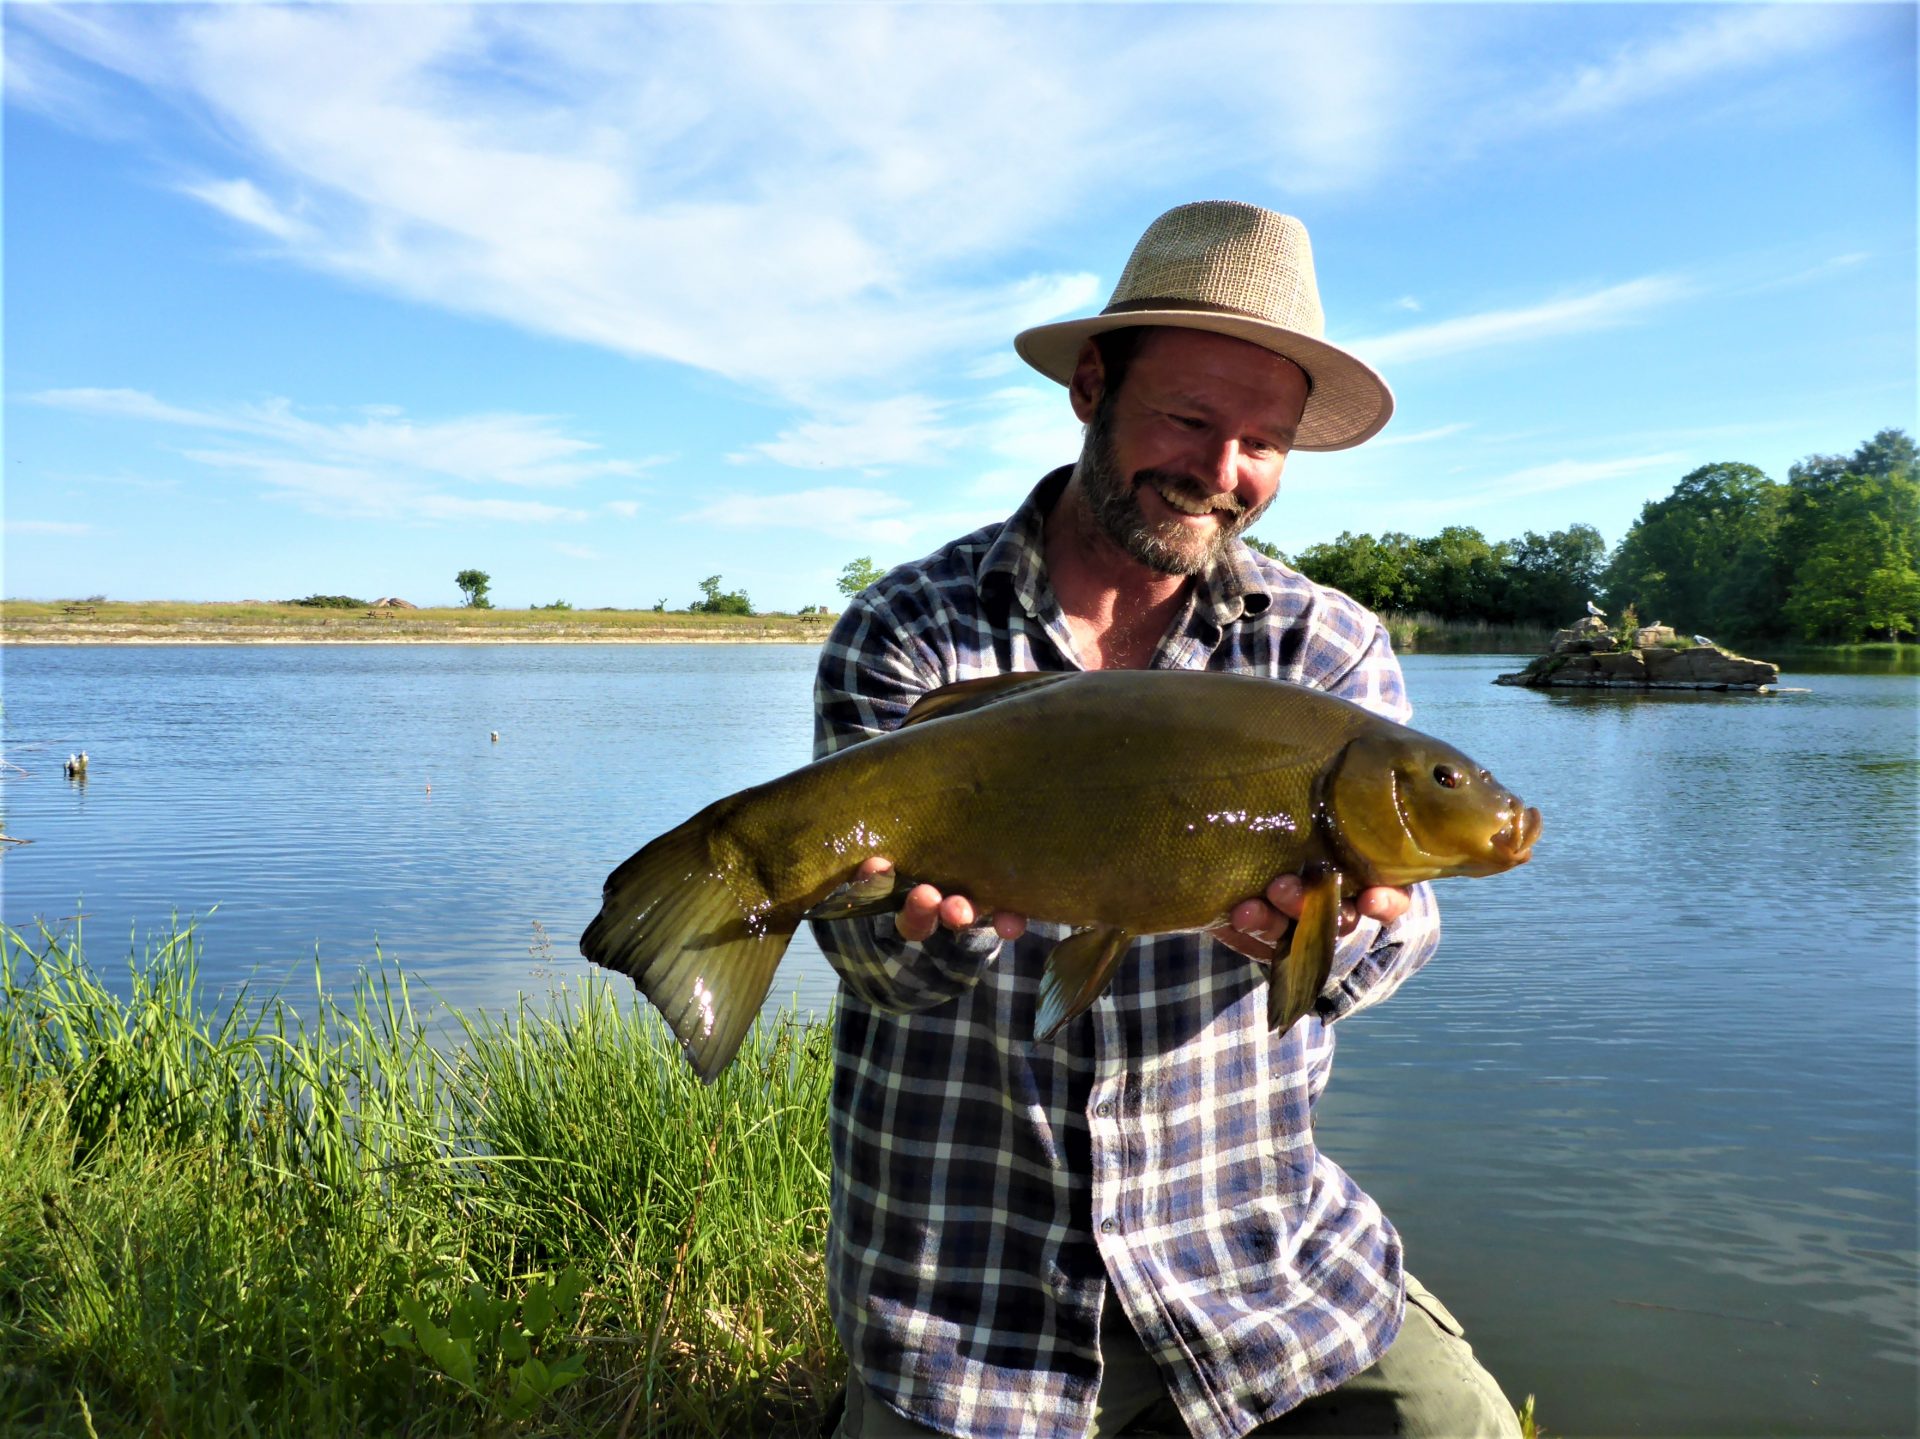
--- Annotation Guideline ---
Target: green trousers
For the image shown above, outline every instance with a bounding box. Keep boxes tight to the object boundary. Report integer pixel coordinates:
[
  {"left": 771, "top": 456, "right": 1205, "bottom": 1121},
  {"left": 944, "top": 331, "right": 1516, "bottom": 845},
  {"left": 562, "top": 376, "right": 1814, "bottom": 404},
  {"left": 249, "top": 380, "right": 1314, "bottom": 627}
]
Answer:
[{"left": 835, "top": 1274, "right": 1521, "bottom": 1438}]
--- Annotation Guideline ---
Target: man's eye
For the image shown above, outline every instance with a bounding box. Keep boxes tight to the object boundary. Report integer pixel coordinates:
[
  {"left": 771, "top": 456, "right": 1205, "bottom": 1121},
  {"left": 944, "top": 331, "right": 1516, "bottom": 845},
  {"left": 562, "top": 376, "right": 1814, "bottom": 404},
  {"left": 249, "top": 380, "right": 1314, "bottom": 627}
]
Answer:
[{"left": 1170, "top": 414, "right": 1205, "bottom": 430}]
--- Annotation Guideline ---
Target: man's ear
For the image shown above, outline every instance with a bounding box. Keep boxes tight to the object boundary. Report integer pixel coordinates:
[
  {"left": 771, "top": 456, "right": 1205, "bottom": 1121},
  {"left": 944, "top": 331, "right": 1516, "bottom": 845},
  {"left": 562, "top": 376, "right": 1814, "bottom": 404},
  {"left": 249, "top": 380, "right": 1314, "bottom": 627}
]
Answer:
[{"left": 1067, "top": 340, "right": 1106, "bottom": 424}]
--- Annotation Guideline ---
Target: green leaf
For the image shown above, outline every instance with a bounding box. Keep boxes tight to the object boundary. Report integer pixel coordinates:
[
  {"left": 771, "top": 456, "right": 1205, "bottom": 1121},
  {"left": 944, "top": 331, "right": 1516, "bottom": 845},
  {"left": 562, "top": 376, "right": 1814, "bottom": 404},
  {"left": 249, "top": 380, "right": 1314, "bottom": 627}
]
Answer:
[{"left": 522, "top": 1282, "right": 554, "bottom": 1337}]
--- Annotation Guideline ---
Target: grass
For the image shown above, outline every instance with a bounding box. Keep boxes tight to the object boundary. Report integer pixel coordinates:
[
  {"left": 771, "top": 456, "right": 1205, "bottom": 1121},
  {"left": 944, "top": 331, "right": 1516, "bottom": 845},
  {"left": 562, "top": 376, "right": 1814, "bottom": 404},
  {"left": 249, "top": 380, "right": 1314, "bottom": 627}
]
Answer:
[
  {"left": 0, "top": 923, "right": 1548, "bottom": 1437},
  {"left": 0, "top": 921, "right": 840, "bottom": 1437},
  {"left": 0, "top": 600, "right": 835, "bottom": 644},
  {"left": 1378, "top": 611, "right": 1558, "bottom": 654}
]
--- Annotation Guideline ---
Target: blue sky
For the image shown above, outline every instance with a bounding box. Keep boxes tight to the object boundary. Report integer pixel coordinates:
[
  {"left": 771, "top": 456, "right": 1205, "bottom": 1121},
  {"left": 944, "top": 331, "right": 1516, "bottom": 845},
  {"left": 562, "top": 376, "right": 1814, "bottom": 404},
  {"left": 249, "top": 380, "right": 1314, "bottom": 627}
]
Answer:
[{"left": 4, "top": 2, "right": 1913, "bottom": 611}]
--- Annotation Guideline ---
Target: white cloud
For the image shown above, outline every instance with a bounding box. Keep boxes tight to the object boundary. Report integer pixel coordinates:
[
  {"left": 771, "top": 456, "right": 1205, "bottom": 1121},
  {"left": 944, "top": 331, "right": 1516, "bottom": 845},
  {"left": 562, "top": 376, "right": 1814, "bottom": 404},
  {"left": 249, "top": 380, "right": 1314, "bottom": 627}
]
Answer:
[
  {"left": 1372, "top": 421, "right": 1472, "bottom": 448},
  {"left": 32, "top": 387, "right": 653, "bottom": 489},
  {"left": 5, "top": 520, "right": 94, "bottom": 536},
  {"left": 180, "top": 178, "right": 311, "bottom": 243},
  {"left": 732, "top": 394, "right": 959, "bottom": 472},
  {"left": 1522, "top": 5, "right": 1863, "bottom": 126},
  {"left": 681, "top": 486, "right": 921, "bottom": 547},
  {"left": 551, "top": 542, "right": 602, "bottom": 562},
  {"left": 1468, "top": 451, "right": 1691, "bottom": 502},
  {"left": 1347, "top": 277, "right": 1689, "bottom": 366},
  {"left": 604, "top": 500, "right": 642, "bottom": 518}
]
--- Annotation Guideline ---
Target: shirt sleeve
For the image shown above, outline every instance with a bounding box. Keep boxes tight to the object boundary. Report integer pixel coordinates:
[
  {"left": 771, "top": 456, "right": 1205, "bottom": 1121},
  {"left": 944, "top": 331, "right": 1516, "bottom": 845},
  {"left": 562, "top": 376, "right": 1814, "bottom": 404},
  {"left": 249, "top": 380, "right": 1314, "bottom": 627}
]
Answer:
[
  {"left": 1302, "top": 608, "right": 1443, "bottom": 1019},
  {"left": 807, "top": 591, "right": 1007, "bottom": 1013}
]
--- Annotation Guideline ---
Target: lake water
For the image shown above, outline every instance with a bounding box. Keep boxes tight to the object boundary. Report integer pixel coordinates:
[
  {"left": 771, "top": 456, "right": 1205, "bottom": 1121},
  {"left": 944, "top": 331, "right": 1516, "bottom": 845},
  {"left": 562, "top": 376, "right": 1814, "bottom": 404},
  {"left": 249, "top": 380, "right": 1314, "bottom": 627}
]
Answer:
[{"left": 3, "top": 643, "right": 1915, "bottom": 1436}]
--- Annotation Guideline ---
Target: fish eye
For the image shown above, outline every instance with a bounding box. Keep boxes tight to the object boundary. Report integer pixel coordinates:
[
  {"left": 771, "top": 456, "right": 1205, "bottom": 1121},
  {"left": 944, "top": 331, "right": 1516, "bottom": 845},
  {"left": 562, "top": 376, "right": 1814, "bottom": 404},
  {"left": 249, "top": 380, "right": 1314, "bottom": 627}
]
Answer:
[{"left": 1432, "top": 764, "right": 1464, "bottom": 789}]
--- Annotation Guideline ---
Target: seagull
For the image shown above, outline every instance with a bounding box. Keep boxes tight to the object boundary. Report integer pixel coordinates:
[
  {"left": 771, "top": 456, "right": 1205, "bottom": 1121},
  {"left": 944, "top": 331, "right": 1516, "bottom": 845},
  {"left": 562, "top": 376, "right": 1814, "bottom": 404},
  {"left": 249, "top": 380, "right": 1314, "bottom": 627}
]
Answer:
[
  {"left": 1692, "top": 635, "right": 1715, "bottom": 647},
  {"left": 63, "top": 751, "right": 88, "bottom": 778},
  {"left": 490, "top": 730, "right": 500, "bottom": 742},
  {"left": 1585, "top": 599, "right": 1606, "bottom": 618}
]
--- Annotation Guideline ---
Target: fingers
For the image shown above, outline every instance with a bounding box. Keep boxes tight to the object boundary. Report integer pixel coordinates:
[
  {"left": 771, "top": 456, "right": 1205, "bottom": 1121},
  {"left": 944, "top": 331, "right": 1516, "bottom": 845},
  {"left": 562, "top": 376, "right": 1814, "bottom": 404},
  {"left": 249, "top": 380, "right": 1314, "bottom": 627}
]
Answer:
[
  {"left": 863, "top": 857, "right": 1026, "bottom": 943},
  {"left": 1260, "top": 876, "right": 1413, "bottom": 937}
]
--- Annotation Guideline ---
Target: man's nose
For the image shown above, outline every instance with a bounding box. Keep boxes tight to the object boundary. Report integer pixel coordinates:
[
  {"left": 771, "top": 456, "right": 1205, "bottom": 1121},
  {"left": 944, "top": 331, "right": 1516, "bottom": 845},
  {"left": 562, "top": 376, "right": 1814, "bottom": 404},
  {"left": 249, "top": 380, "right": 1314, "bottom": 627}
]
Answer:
[{"left": 1196, "top": 438, "right": 1241, "bottom": 494}]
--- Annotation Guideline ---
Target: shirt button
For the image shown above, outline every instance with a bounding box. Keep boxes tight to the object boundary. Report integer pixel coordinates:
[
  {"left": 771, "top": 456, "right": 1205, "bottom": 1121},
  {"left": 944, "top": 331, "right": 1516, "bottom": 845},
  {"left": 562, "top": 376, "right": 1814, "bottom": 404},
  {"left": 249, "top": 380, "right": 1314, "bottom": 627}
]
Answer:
[
  {"left": 1096, "top": 1101, "right": 1113, "bottom": 1118},
  {"left": 1100, "top": 1218, "right": 1117, "bottom": 1235}
]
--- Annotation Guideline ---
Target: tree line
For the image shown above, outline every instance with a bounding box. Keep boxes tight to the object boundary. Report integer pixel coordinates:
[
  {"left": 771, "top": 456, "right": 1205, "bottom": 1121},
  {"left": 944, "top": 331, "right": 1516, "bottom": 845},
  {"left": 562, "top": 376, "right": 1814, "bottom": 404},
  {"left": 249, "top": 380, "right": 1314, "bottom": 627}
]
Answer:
[{"left": 1256, "top": 428, "right": 1916, "bottom": 643}]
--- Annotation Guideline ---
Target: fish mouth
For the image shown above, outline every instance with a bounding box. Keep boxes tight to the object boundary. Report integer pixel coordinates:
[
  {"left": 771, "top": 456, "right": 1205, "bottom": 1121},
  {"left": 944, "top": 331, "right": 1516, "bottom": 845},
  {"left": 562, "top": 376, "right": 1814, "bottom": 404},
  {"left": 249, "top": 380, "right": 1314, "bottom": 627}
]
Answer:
[{"left": 1489, "top": 805, "right": 1543, "bottom": 865}]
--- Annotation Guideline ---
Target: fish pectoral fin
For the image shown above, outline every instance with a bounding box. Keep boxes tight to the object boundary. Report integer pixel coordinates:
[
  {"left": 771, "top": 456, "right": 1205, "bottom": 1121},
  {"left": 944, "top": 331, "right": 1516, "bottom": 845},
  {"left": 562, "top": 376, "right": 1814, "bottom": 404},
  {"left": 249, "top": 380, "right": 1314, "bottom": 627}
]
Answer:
[
  {"left": 900, "top": 671, "right": 1076, "bottom": 727},
  {"left": 802, "top": 869, "right": 911, "bottom": 922},
  {"left": 1036, "top": 925, "right": 1134, "bottom": 1042},
  {"left": 1269, "top": 868, "right": 1341, "bottom": 1034}
]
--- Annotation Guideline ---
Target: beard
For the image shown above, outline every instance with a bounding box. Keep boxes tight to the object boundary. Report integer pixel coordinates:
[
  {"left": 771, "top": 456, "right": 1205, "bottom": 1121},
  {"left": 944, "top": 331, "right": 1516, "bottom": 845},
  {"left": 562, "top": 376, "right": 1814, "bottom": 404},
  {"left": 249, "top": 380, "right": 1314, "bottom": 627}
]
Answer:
[{"left": 1077, "top": 398, "right": 1273, "bottom": 576}]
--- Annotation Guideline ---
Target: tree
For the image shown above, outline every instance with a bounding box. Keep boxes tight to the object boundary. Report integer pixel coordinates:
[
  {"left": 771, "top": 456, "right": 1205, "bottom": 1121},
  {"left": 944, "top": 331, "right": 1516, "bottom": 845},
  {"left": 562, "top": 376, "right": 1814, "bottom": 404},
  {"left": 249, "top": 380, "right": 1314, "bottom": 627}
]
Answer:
[
  {"left": 689, "top": 574, "right": 753, "bottom": 616},
  {"left": 1501, "top": 524, "right": 1606, "bottom": 627},
  {"left": 1604, "top": 464, "right": 1781, "bottom": 632},
  {"left": 836, "top": 557, "right": 885, "bottom": 599},
  {"left": 1241, "top": 536, "right": 1286, "bottom": 563},
  {"left": 455, "top": 569, "right": 493, "bottom": 609}
]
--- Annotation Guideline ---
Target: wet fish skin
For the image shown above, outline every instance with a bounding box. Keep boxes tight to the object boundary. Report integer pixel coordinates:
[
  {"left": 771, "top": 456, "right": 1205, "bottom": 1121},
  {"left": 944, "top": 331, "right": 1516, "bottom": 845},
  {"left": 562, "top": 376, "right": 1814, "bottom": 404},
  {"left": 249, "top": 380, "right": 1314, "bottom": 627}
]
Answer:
[{"left": 580, "top": 669, "right": 1541, "bottom": 1080}]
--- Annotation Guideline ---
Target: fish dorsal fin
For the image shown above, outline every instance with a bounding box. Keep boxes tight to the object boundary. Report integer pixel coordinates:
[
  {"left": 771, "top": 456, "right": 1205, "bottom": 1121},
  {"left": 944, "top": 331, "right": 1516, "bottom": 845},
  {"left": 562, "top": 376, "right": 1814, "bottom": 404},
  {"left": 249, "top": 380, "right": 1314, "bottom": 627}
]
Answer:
[{"left": 900, "top": 672, "right": 1074, "bottom": 727}]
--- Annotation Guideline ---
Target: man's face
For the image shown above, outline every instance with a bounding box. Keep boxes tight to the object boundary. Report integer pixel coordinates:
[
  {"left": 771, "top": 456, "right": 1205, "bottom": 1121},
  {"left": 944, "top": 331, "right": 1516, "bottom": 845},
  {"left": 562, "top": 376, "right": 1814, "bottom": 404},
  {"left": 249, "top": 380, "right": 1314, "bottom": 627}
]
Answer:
[{"left": 1071, "top": 328, "right": 1309, "bottom": 576}]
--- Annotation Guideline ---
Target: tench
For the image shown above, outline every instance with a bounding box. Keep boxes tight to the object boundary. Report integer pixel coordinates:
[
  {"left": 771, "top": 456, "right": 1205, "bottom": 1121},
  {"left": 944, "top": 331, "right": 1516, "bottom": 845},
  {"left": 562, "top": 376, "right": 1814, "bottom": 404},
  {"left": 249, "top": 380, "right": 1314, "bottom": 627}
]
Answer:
[{"left": 581, "top": 669, "right": 1541, "bottom": 1080}]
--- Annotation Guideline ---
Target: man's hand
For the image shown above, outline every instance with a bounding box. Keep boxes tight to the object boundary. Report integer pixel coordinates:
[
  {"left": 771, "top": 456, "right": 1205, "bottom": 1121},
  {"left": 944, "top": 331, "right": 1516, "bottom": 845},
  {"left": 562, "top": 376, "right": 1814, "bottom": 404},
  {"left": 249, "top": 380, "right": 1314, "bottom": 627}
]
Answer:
[
  {"left": 1211, "top": 875, "right": 1412, "bottom": 963},
  {"left": 856, "top": 857, "right": 1027, "bottom": 944}
]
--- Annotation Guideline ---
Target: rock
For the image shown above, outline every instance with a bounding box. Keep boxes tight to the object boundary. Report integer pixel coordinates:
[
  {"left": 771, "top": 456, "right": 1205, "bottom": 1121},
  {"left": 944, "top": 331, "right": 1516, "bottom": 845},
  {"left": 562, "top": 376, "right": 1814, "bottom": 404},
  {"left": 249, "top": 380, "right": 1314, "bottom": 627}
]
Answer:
[
  {"left": 372, "top": 597, "right": 419, "bottom": 609},
  {"left": 1494, "top": 611, "right": 1783, "bottom": 690},
  {"left": 1642, "top": 645, "right": 1778, "bottom": 686}
]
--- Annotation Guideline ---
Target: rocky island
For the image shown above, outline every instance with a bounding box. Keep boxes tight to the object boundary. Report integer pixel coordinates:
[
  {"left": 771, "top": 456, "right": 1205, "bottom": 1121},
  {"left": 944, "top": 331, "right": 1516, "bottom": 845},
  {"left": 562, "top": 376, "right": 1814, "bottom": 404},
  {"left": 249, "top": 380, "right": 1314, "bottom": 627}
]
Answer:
[{"left": 1495, "top": 614, "right": 1788, "bottom": 692}]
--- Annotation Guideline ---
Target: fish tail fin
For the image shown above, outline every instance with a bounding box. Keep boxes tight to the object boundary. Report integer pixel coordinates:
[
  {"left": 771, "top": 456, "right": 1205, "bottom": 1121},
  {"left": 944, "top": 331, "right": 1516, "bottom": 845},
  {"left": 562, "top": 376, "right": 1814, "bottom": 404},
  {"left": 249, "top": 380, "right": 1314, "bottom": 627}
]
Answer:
[{"left": 580, "top": 806, "right": 797, "bottom": 1082}]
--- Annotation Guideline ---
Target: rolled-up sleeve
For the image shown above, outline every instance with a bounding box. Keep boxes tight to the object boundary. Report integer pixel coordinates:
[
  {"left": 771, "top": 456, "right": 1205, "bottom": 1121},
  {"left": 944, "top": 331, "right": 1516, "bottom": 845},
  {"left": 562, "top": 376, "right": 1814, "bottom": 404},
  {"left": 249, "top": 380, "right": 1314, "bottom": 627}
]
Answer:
[{"left": 1313, "top": 880, "right": 1441, "bottom": 1025}]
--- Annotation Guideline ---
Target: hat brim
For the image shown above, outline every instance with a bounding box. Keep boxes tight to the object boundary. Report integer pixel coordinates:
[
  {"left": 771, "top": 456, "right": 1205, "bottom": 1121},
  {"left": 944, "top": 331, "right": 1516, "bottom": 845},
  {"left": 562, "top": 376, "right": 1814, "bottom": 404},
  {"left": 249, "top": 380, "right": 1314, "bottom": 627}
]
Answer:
[{"left": 1013, "top": 312, "right": 1394, "bottom": 452}]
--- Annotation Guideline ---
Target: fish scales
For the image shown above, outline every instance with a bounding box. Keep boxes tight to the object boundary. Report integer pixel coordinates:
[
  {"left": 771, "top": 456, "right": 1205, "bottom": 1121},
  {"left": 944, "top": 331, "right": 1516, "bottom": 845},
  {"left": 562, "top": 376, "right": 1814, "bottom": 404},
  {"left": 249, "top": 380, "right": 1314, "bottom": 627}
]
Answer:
[{"left": 581, "top": 669, "right": 1540, "bottom": 1080}]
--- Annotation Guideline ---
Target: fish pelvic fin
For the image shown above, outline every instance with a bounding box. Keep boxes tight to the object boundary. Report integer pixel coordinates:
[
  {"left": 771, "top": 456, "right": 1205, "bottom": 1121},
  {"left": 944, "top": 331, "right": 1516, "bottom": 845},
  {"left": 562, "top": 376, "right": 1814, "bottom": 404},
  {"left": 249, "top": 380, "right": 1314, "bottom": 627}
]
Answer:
[
  {"left": 580, "top": 810, "right": 796, "bottom": 1083},
  {"left": 1269, "top": 867, "right": 1341, "bottom": 1033},
  {"left": 1036, "top": 925, "right": 1134, "bottom": 1042},
  {"left": 802, "top": 868, "right": 909, "bottom": 922}
]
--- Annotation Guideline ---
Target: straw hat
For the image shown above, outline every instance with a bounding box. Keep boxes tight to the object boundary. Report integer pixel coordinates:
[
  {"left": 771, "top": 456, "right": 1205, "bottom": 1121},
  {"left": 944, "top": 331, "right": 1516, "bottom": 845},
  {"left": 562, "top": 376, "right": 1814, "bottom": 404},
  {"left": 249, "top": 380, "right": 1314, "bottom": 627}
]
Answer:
[{"left": 1014, "top": 201, "right": 1393, "bottom": 451}]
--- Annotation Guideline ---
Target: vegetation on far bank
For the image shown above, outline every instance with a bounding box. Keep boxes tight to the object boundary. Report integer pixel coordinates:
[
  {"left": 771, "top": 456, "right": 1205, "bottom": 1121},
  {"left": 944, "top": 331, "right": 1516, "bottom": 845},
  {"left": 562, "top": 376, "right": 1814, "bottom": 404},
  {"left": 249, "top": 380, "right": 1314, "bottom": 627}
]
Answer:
[
  {"left": 1255, "top": 428, "right": 1918, "bottom": 646},
  {"left": 0, "top": 921, "right": 841, "bottom": 1437}
]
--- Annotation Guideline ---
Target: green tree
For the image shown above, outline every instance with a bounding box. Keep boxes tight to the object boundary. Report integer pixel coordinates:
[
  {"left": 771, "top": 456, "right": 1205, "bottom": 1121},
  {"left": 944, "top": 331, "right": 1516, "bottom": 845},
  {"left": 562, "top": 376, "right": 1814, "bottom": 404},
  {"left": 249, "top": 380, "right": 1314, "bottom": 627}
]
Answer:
[
  {"left": 1501, "top": 524, "right": 1606, "bottom": 627},
  {"left": 455, "top": 569, "right": 493, "bottom": 609},
  {"left": 1290, "top": 531, "right": 1414, "bottom": 612},
  {"left": 1403, "top": 526, "right": 1508, "bottom": 620},
  {"left": 1241, "top": 536, "right": 1286, "bottom": 563},
  {"left": 836, "top": 557, "right": 885, "bottom": 599},
  {"left": 689, "top": 575, "right": 754, "bottom": 616},
  {"left": 1604, "top": 464, "right": 1781, "bottom": 632}
]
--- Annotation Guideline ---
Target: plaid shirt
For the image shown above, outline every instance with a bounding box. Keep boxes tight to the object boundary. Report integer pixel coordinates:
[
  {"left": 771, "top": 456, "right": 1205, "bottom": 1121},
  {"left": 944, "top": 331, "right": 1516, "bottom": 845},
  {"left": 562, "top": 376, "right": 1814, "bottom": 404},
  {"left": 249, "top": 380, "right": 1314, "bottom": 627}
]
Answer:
[{"left": 811, "top": 468, "right": 1442, "bottom": 1439}]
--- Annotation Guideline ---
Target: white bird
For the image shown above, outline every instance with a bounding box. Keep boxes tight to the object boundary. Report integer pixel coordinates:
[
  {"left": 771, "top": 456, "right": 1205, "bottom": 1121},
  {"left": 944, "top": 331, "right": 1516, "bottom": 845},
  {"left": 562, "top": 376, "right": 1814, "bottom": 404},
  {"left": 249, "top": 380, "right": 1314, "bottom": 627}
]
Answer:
[
  {"left": 1693, "top": 635, "right": 1715, "bottom": 647},
  {"left": 64, "top": 751, "right": 88, "bottom": 778},
  {"left": 490, "top": 730, "right": 500, "bottom": 742},
  {"left": 1585, "top": 599, "right": 1606, "bottom": 618}
]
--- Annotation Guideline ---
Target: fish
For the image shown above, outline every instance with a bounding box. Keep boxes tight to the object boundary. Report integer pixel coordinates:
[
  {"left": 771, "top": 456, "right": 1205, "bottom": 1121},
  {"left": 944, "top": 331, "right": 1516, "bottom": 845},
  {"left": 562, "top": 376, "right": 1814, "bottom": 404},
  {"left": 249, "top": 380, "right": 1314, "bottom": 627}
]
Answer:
[{"left": 580, "top": 669, "right": 1542, "bottom": 1081}]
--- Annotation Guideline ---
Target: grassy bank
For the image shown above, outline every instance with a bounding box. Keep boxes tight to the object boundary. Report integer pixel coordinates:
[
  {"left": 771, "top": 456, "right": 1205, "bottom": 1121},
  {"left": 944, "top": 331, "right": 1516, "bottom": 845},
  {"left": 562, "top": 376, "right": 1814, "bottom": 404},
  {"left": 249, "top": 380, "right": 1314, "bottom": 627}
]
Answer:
[
  {"left": 0, "top": 600, "right": 835, "bottom": 645},
  {"left": 1378, "top": 611, "right": 1557, "bottom": 654},
  {"left": 0, "top": 923, "right": 840, "bottom": 1437}
]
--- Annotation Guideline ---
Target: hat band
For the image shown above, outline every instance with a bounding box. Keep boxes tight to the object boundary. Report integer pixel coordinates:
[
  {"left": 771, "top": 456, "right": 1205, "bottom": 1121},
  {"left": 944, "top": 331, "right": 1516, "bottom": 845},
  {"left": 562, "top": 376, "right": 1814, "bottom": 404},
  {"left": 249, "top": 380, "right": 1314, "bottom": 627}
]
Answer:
[{"left": 1103, "top": 296, "right": 1292, "bottom": 325}]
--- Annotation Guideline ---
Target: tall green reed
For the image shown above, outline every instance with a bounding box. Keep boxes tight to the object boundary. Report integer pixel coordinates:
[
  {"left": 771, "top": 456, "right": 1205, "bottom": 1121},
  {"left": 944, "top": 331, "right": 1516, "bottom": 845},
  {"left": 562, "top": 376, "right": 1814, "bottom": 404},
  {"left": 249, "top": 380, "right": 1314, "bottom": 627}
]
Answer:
[{"left": 0, "top": 921, "right": 840, "bottom": 1437}]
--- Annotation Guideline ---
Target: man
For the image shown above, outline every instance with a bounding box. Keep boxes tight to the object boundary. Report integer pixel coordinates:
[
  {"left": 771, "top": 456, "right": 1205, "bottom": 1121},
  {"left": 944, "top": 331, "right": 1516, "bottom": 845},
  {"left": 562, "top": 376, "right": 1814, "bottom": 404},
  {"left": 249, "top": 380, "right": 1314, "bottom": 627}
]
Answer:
[{"left": 812, "top": 201, "right": 1518, "bottom": 1439}]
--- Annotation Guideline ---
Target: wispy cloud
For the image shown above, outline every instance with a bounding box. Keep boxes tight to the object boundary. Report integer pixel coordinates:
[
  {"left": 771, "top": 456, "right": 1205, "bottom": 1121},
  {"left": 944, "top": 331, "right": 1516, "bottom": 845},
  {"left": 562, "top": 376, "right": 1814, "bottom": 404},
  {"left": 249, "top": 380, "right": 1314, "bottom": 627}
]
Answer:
[
  {"left": 1348, "top": 276, "right": 1689, "bottom": 366},
  {"left": 30, "top": 388, "right": 633, "bottom": 525},
  {"left": 32, "top": 387, "right": 652, "bottom": 489},
  {"left": 1468, "top": 451, "right": 1690, "bottom": 503},
  {"left": 681, "top": 486, "right": 921, "bottom": 547},
  {"left": 730, "top": 395, "right": 959, "bottom": 473},
  {"left": 1373, "top": 421, "right": 1472, "bottom": 448},
  {"left": 1519, "top": 5, "right": 1864, "bottom": 127},
  {"left": 5, "top": 519, "right": 94, "bottom": 536}
]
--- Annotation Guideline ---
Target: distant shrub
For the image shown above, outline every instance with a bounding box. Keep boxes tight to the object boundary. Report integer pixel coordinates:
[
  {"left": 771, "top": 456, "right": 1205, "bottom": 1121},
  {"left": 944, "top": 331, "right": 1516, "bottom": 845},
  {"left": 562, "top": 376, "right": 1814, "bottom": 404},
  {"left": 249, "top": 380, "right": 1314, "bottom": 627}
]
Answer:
[
  {"left": 286, "top": 594, "right": 368, "bottom": 609},
  {"left": 532, "top": 600, "right": 573, "bottom": 611}
]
